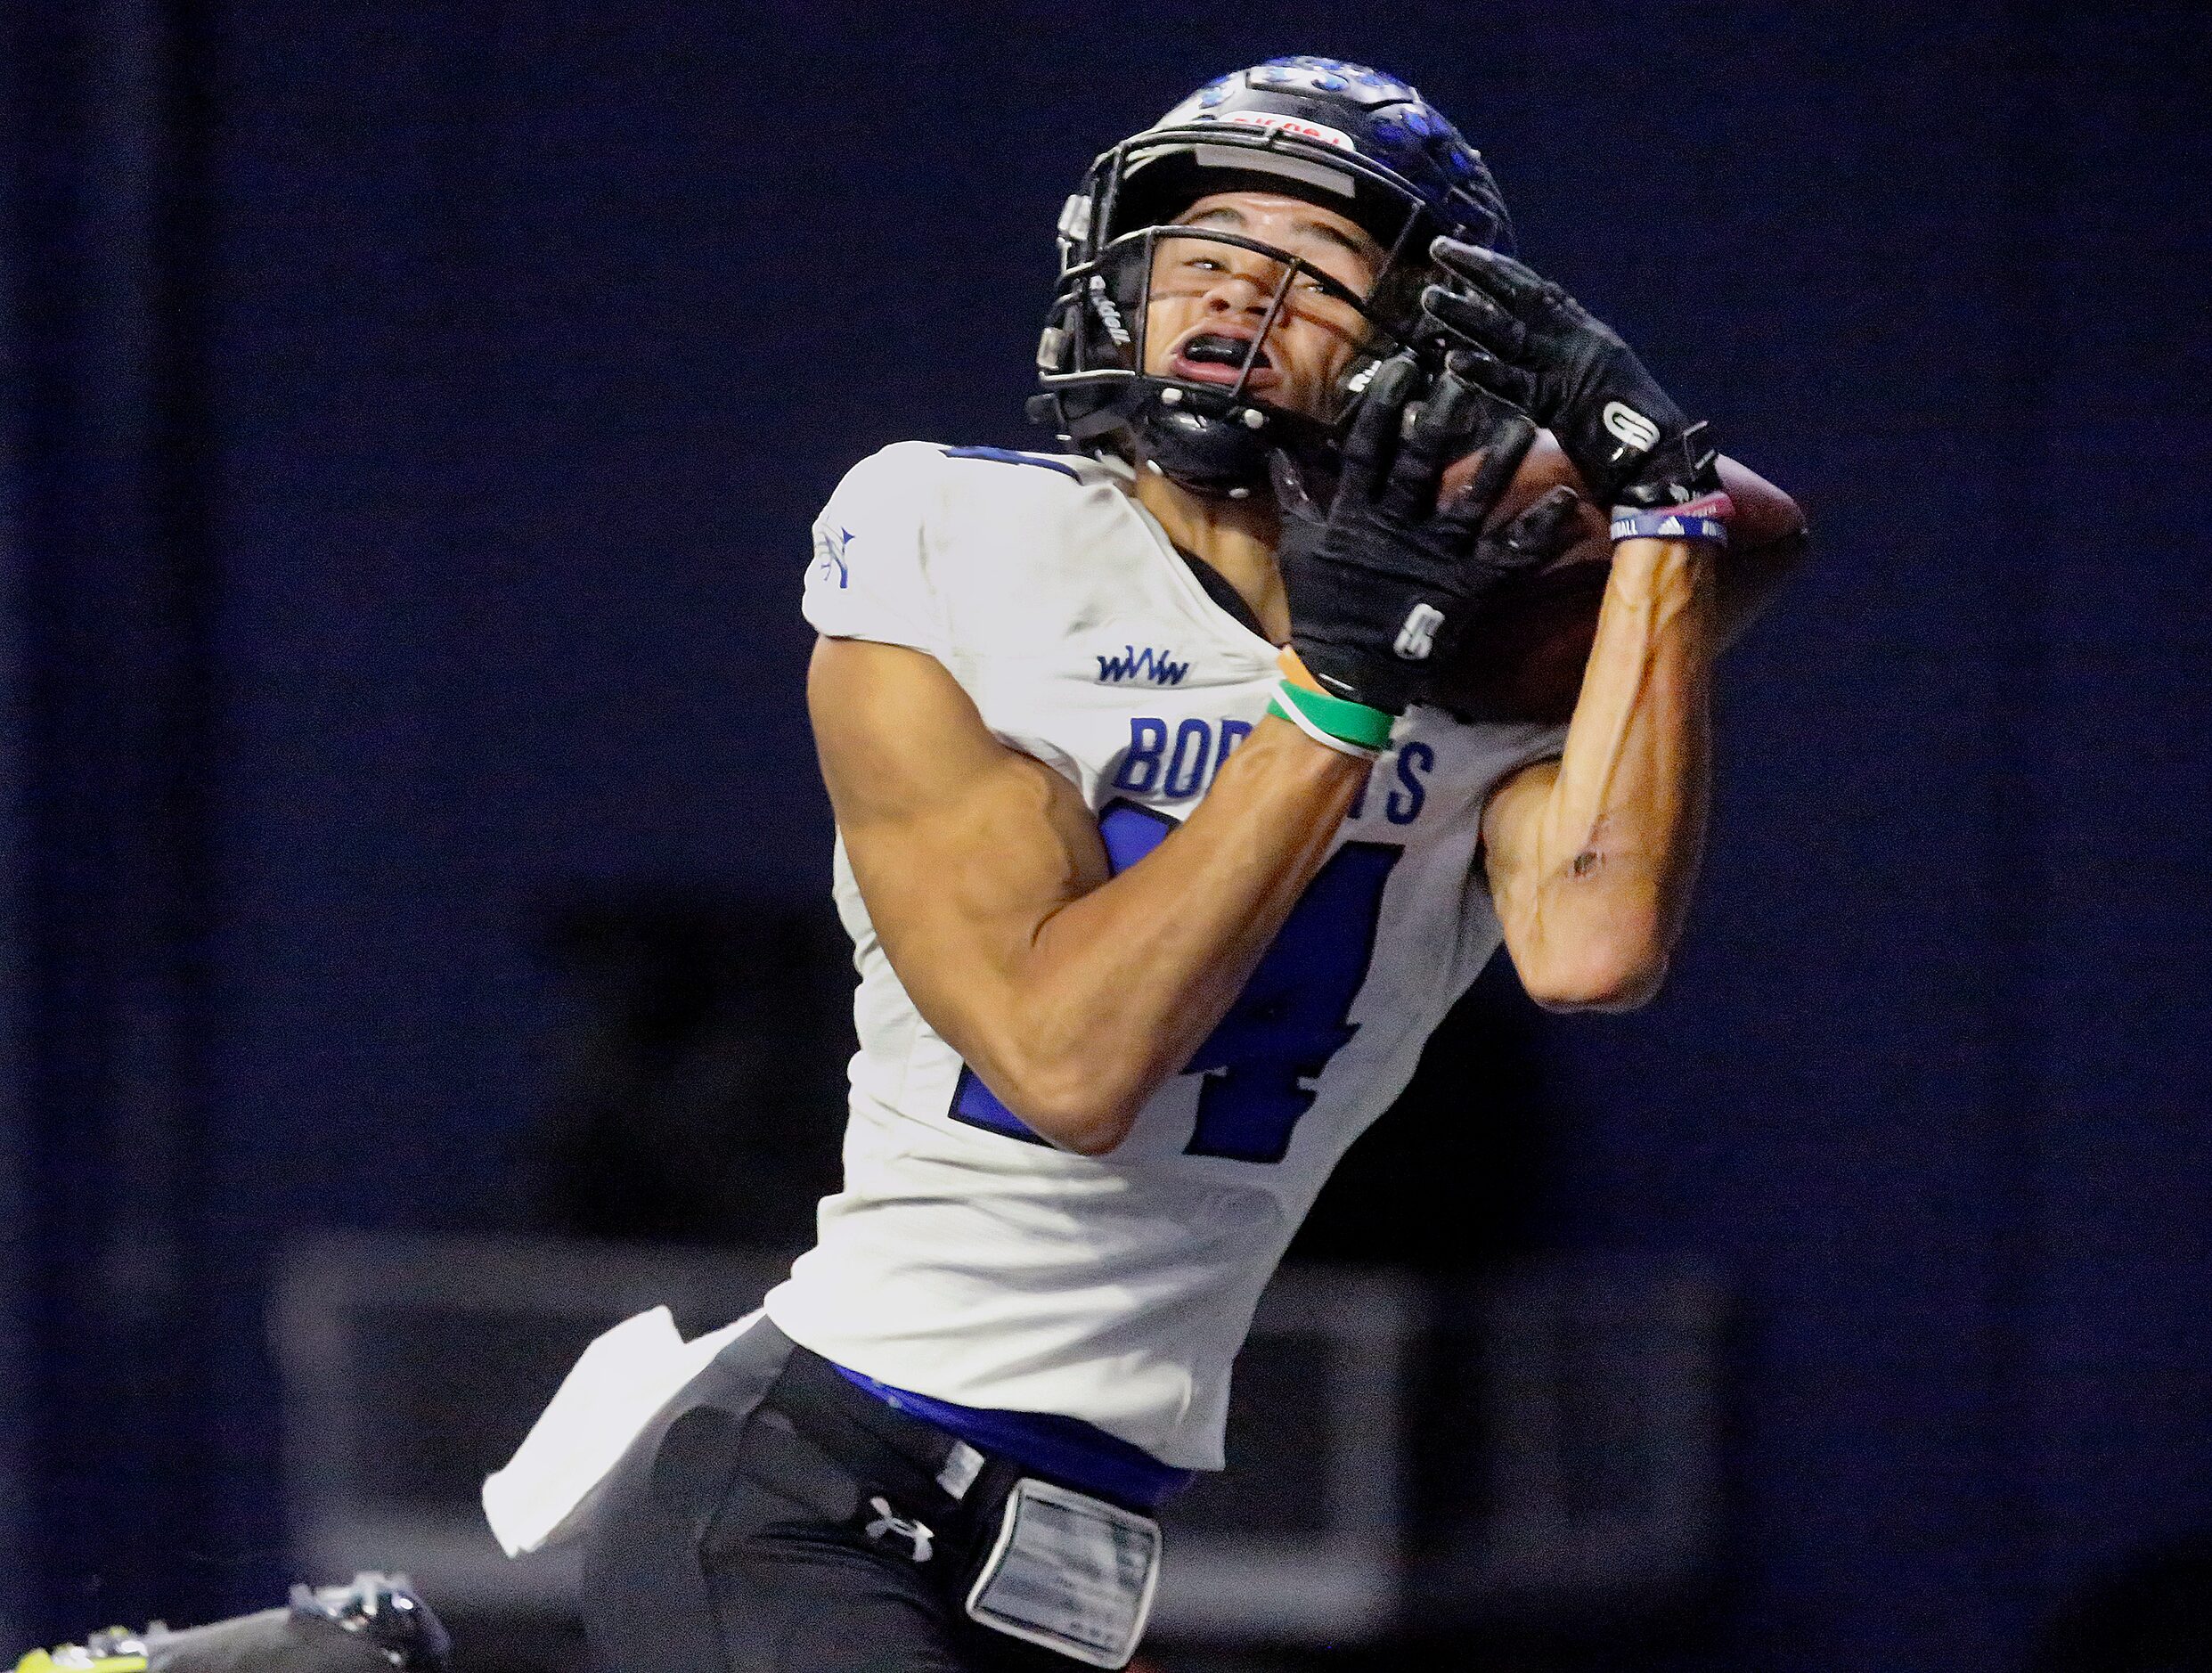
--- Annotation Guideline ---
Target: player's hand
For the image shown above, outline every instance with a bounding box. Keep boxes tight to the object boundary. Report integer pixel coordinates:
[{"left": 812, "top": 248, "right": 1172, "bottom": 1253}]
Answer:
[
  {"left": 1420, "top": 237, "right": 1719, "bottom": 511},
  {"left": 1273, "top": 354, "right": 1578, "bottom": 716}
]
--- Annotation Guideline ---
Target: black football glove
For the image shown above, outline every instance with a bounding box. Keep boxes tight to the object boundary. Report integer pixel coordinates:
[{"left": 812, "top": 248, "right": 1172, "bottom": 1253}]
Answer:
[
  {"left": 1420, "top": 237, "right": 1720, "bottom": 511},
  {"left": 1273, "top": 353, "right": 1584, "bottom": 716}
]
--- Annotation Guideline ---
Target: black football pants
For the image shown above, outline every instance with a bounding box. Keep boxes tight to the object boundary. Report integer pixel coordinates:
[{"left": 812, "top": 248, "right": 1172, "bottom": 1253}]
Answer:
[{"left": 579, "top": 1318, "right": 1082, "bottom": 1673}]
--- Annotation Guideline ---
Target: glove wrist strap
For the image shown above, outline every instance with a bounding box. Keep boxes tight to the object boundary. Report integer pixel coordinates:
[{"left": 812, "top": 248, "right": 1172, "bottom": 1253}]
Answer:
[{"left": 1270, "top": 649, "right": 1395, "bottom": 758}]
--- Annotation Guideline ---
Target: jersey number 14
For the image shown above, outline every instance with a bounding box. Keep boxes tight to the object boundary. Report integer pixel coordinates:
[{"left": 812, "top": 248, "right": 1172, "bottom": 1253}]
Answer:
[{"left": 951, "top": 801, "right": 1400, "bottom": 1163}]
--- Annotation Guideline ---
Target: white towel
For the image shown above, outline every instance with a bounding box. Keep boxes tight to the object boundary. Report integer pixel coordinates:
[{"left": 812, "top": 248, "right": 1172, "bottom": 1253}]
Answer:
[{"left": 481, "top": 1305, "right": 761, "bottom": 1556}]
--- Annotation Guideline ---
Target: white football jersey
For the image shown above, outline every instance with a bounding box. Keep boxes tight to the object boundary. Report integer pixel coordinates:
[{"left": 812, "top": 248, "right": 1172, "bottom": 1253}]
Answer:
[{"left": 764, "top": 440, "right": 1564, "bottom": 1469}]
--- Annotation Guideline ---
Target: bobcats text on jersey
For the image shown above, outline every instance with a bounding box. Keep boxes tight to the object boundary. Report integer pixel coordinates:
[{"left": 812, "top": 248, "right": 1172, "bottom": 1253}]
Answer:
[{"left": 1110, "top": 713, "right": 1432, "bottom": 824}]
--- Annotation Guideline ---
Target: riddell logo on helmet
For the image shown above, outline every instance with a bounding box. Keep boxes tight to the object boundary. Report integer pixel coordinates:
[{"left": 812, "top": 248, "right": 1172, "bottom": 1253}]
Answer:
[
  {"left": 1213, "top": 110, "right": 1357, "bottom": 151},
  {"left": 1088, "top": 275, "right": 1132, "bottom": 347}
]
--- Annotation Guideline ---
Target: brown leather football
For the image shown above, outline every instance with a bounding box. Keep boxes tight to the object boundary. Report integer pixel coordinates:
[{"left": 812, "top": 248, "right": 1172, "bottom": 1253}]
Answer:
[{"left": 1434, "top": 431, "right": 1807, "bottom": 724}]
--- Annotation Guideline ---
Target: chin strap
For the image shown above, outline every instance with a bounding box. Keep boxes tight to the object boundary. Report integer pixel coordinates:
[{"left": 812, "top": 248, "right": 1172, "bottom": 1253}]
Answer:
[{"left": 1036, "top": 371, "right": 1343, "bottom": 502}]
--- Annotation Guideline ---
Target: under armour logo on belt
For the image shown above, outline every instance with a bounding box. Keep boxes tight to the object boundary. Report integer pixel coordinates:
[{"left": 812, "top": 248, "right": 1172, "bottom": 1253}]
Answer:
[{"left": 864, "top": 1496, "right": 934, "bottom": 1563}]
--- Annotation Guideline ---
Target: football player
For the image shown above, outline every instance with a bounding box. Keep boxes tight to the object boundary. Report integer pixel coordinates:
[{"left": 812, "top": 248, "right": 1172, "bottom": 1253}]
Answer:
[{"left": 492, "top": 57, "right": 1758, "bottom": 1673}]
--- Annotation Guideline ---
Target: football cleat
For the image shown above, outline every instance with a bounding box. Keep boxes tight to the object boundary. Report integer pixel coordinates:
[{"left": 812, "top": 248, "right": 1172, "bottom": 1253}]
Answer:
[{"left": 12, "top": 1573, "right": 451, "bottom": 1673}]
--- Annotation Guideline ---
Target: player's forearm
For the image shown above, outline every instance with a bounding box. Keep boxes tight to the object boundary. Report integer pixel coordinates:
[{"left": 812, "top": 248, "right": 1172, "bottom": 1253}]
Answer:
[
  {"left": 1513, "top": 537, "right": 1715, "bottom": 1007},
  {"left": 987, "top": 720, "right": 1362, "bottom": 1152}
]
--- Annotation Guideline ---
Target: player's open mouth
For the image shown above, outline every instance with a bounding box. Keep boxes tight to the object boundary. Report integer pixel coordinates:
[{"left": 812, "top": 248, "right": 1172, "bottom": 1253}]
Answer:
[{"left": 1170, "top": 331, "right": 1279, "bottom": 389}]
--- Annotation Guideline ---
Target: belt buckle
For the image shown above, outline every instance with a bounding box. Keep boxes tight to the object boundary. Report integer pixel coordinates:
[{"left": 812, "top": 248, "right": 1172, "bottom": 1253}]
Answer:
[{"left": 962, "top": 1476, "right": 1161, "bottom": 1669}]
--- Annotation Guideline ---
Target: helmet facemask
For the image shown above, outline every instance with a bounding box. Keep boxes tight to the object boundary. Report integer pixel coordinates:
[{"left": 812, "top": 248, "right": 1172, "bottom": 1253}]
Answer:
[
  {"left": 1032, "top": 85, "right": 1507, "bottom": 498},
  {"left": 1036, "top": 218, "right": 1427, "bottom": 499}
]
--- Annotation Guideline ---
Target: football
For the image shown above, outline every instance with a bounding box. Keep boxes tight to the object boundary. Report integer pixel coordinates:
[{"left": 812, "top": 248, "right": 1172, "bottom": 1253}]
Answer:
[{"left": 1432, "top": 432, "right": 1807, "bottom": 724}]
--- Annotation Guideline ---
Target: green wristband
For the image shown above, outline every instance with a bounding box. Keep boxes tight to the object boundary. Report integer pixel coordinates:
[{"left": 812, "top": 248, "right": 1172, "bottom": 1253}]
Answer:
[{"left": 1272, "top": 679, "right": 1397, "bottom": 752}]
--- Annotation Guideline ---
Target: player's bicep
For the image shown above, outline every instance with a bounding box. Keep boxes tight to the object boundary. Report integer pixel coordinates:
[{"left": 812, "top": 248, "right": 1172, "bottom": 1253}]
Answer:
[{"left": 807, "top": 635, "right": 1109, "bottom": 1049}]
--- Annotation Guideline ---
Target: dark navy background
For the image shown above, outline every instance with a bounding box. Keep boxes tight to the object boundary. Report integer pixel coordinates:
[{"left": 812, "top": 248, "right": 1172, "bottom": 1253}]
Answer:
[{"left": 5, "top": 1, "right": 2209, "bottom": 1668}]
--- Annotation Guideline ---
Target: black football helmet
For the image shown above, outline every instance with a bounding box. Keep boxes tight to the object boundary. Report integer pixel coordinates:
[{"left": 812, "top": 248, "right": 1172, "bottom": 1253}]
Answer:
[{"left": 1029, "top": 57, "right": 1514, "bottom": 498}]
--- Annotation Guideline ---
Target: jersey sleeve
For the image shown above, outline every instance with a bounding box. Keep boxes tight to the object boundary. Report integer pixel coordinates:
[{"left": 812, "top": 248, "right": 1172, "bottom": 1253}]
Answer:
[
  {"left": 803, "top": 442, "right": 951, "bottom": 656},
  {"left": 1491, "top": 720, "right": 1569, "bottom": 777},
  {"left": 1472, "top": 719, "right": 1571, "bottom": 817}
]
